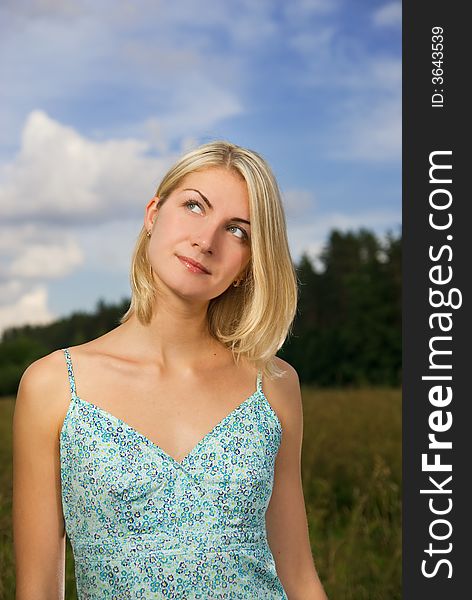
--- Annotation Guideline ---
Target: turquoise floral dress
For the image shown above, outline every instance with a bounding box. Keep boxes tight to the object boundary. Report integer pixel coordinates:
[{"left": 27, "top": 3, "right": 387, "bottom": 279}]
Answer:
[{"left": 60, "top": 348, "right": 288, "bottom": 599}]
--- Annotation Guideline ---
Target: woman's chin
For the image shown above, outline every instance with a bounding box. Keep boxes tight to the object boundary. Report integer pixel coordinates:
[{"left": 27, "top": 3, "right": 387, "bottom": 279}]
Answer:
[{"left": 152, "top": 271, "right": 232, "bottom": 303}]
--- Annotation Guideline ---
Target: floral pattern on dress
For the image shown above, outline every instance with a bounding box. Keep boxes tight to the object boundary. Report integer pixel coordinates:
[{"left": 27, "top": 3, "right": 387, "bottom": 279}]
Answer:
[{"left": 60, "top": 348, "right": 287, "bottom": 599}]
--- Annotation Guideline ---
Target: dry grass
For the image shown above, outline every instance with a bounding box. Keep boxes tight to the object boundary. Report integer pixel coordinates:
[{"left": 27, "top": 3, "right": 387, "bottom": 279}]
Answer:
[{"left": 302, "top": 386, "right": 401, "bottom": 599}]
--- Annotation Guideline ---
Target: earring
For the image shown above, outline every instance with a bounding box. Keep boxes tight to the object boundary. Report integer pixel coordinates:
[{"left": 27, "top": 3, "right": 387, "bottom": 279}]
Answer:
[
  {"left": 147, "top": 230, "right": 152, "bottom": 238},
  {"left": 233, "top": 278, "right": 242, "bottom": 287}
]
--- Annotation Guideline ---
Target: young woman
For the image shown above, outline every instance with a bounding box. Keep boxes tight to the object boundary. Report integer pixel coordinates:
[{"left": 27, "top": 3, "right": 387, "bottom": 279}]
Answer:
[{"left": 13, "top": 141, "right": 328, "bottom": 599}]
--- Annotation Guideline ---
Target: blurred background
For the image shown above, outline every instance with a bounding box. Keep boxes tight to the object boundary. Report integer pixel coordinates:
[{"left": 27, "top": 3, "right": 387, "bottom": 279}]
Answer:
[{"left": 0, "top": 1, "right": 401, "bottom": 598}]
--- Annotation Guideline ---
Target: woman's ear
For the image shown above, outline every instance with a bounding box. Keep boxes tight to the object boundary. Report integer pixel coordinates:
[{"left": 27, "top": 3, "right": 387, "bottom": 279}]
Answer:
[{"left": 144, "top": 196, "right": 160, "bottom": 231}]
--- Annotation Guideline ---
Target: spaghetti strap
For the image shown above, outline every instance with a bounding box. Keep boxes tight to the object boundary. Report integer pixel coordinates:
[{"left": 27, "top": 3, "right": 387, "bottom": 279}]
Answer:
[
  {"left": 62, "top": 348, "right": 77, "bottom": 399},
  {"left": 256, "top": 369, "right": 263, "bottom": 393}
]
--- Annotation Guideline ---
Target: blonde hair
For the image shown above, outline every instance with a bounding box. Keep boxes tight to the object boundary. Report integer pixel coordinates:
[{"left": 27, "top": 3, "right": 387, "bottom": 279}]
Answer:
[{"left": 120, "top": 140, "right": 299, "bottom": 378}]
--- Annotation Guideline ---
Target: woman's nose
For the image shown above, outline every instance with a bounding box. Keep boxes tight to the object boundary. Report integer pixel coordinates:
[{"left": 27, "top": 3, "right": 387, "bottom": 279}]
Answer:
[{"left": 191, "top": 223, "right": 217, "bottom": 254}]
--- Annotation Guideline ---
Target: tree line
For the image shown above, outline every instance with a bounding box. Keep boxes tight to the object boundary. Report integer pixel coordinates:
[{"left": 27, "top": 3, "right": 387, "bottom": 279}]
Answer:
[{"left": 0, "top": 227, "right": 401, "bottom": 395}]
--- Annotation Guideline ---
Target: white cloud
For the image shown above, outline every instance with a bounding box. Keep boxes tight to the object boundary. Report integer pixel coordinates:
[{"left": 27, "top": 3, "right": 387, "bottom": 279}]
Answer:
[
  {"left": 0, "top": 110, "right": 173, "bottom": 224},
  {"left": 77, "top": 219, "right": 142, "bottom": 273},
  {"left": 9, "top": 239, "right": 83, "bottom": 279},
  {"left": 0, "top": 280, "right": 25, "bottom": 304},
  {"left": 372, "top": 2, "right": 402, "bottom": 28},
  {"left": 0, "top": 286, "right": 54, "bottom": 335},
  {"left": 0, "top": 110, "right": 177, "bottom": 334}
]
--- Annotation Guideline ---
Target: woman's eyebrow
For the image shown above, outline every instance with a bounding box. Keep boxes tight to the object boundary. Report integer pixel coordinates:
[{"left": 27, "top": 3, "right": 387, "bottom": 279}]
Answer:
[{"left": 183, "top": 188, "right": 251, "bottom": 225}]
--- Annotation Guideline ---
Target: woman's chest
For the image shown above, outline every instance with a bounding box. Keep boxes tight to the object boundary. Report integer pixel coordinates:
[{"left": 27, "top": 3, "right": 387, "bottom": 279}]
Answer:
[{"left": 70, "top": 374, "right": 260, "bottom": 464}]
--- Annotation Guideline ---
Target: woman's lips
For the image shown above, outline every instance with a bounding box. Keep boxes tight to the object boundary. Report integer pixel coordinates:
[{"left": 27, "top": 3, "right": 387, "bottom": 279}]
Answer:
[{"left": 177, "top": 255, "right": 211, "bottom": 274}]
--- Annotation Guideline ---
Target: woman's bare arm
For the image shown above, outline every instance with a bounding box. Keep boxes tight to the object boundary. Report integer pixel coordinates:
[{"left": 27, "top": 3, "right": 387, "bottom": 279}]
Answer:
[
  {"left": 265, "top": 359, "right": 328, "bottom": 600},
  {"left": 13, "top": 352, "right": 68, "bottom": 599}
]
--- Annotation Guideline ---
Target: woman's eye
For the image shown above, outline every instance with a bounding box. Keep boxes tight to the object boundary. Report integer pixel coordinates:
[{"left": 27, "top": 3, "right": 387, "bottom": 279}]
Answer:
[
  {"left": 185, "top": 200, "right": 203, "bottom": 214},
  {"left": 228, "top": 225, "right": 248, "bottom": 240}
]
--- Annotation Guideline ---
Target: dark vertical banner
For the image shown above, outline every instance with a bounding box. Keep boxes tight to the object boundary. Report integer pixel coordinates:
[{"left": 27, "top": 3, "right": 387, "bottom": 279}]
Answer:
[{"left": 403, "top": 2, "right": 470, "bottom": 598}]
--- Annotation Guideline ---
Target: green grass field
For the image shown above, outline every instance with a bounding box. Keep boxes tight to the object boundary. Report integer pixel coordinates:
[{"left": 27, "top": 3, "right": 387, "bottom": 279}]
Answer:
[{"left": 1, "top": 387, "right": 401, "bottom": 599}]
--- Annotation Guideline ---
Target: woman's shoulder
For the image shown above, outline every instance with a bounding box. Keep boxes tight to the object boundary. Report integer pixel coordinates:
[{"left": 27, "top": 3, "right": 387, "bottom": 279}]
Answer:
[
  {"left": 268, "top": 356, "right": 300, "bottom": 389},
  {"left": 20, "top": 348, "right": 70, "bottom": 392},
  {"left": 20, "top": 336, "right": 108, "bottom": 394},
  {"left": 262, "top": 357, "right": 302, "bottom": 428},
  {"left": 15, "top": 348, "right": 73, "bottom": 441}
]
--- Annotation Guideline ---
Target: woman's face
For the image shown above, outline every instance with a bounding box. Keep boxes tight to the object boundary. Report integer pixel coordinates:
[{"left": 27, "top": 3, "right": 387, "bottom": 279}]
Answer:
[{"left": 144, "top": 166, "right": 252, "bottom": 303}]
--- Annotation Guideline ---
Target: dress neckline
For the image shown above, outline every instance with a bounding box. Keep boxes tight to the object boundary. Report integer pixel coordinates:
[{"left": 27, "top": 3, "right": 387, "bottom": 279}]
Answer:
[
  {"left": 61, "top": 347, "right": 269, "bottom": 468},
  {"left": 65, "top": 390, "right": 262, "bottom": 467}
]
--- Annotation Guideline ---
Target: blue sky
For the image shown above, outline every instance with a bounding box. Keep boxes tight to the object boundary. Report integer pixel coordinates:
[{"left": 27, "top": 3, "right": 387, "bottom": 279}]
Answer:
[{"left": 0, "top": 0, "right": 401, "bottom": 335}]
